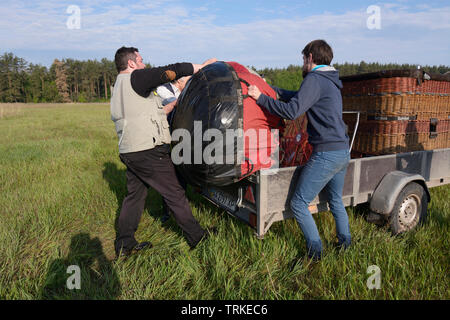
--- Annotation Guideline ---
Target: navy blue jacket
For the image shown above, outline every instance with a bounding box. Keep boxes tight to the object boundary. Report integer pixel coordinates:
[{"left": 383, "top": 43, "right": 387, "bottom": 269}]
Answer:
[{"left": 256, "top": 68, "right": 349, "bottom": 152}]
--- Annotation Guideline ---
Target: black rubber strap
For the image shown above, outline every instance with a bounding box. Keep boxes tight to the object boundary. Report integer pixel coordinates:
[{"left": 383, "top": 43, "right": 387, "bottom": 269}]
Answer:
[
  {"left": 241, "top": 157, "right": 255, "bottom": 178},
  {"left": 208, "top": 76, "right": 235, "bottom": 84},
  {"left": 238, "top": 77, "right": 251, "bottom": 100}
]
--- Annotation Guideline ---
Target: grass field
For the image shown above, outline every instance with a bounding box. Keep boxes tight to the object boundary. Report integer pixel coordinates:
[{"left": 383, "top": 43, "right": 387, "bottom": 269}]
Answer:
[{"left": 0, "top": 103, "right": 448, "bottom": 300}]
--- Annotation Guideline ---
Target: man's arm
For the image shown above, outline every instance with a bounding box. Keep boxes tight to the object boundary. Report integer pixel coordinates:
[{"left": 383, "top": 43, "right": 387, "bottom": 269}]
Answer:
[
  {"left": 163, "top": 100, "right": 177, "bottom": 114},
  {"left": 131, "top": 63, "right": 193, "bottom": 98},
  {"left": 192, "top": 58, "right": 217, "bottom": 73},
  {"left": 131, "top": 58, "right": 217, "bottom": 98},
  {"left": 249, "top": 76, "right": 321, "bottom": 120},
  {"left": 269, "top": 85, "right": 297, "bottom": 102}
]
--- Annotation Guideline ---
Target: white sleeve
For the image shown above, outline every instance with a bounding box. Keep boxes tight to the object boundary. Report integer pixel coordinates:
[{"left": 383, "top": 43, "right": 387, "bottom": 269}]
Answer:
[{"left": 156, "top": 85, "right": 175, "bottom": 101}]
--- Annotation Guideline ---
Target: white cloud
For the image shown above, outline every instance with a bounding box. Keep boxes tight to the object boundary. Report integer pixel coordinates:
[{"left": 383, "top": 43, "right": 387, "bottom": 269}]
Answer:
[
  {"left": 164, "top": 6, "right": 189, "bottom": 17},
  {"left": 0, "top": 1, "right": 449, "bottom": 68}
]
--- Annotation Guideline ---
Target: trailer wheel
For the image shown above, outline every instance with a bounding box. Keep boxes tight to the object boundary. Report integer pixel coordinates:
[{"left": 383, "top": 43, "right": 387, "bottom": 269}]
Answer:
[{"left": 389, "top": 182, "right": 428, "bottom": 235}]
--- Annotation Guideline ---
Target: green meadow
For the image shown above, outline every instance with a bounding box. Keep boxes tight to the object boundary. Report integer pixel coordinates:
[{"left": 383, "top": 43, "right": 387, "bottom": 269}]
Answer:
[{"left": 0, "top": 103, "right": 448, "bottom": 299}]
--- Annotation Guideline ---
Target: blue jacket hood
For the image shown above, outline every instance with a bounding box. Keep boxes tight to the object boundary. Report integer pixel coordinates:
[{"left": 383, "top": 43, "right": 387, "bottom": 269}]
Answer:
[{"left": 309, "top": 67, "right": 343, "bottom": 89}]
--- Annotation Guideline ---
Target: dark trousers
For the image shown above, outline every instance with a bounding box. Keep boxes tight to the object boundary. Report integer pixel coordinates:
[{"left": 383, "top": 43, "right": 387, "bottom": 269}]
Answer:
[
  {"left": 115, "top": 144, "right": 205, "bottom": 254},
  {"left": 162, "top": 168, "right": 187, "bottom": 216}
]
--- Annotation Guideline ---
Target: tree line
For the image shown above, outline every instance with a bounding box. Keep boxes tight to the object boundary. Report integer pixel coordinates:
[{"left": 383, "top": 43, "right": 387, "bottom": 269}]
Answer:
[
  {"left": 1, "top": 52, "right": 449, "bottom": 103},
  {"left": 0, "top": 52, "right": 118, "bottom": 103},
  {"left": 260, "top": 62, "right": 450, "bottom": 91}
]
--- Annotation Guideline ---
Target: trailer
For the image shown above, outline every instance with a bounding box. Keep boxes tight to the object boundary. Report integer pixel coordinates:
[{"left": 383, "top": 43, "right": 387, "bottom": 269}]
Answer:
[{"left": 196, "top": 114, "right": 450, "bottom": 238}]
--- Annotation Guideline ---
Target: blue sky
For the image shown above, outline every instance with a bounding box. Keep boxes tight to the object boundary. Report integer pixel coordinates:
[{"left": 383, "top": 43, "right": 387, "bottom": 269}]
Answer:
[{"left": 1, "top": 0, "right": 449, "bottom": 68}]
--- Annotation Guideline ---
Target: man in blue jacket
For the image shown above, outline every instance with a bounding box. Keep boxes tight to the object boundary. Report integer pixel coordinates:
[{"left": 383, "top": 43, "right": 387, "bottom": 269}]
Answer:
[{"left": 248, "top": 40, "right": 351, "bottom": 262}]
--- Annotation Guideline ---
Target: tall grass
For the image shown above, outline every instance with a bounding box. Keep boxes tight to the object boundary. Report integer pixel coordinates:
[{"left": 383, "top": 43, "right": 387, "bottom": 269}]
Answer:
[
  {"left": 0, "top": 103, "right": 448, "bottom": 300},
  {"left": 0, "top": 103, "right": 24, "bottom": 119}
]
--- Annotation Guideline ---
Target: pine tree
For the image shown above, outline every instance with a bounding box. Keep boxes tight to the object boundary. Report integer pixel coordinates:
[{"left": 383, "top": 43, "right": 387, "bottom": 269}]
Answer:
[
  {"left": 53, "top": 59, "right": 71, "bottom": 103},
  {"left": 0, "top": 52, "right": 448, "bottom": 103}
]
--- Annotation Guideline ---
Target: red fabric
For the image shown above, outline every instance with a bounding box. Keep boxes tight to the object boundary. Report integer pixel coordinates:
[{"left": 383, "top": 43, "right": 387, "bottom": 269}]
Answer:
[
  {"left": 226, "top": 61, "right": 311, "bottom": 176},
  {"left": 226, "top": 62, "right": 284, "bottom": 176}
]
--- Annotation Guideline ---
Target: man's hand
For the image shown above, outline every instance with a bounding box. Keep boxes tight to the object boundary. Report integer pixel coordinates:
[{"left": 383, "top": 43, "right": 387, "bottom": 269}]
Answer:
[
  {"left": 248, "top": 85, "right": 262, "bottom": 101},
  {"left": 163, "top": 99, "right": 177, "bottom": 114},
  {"left": 202, "top": 58, "right": 217, "bottom": 67},
  {"left": 193, "top": 58, "right": 218, "bottom": 73}
]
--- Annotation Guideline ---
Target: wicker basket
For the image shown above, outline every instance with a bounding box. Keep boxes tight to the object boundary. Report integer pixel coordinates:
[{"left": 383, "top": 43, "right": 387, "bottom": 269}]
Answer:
[
  {"left": 342, "top": 93, "right": 450, "bottom": 120},
  {"left": 341, "top": 70, "right": 450, "bottom": 95},
  {"left": 341, "top": 70, "right": 449, "bottom": 154},
  {"left": 341, "top": 70, "right": 450, "bottom": 121},
  {"left": 341, "top": 77, "right": 450, "bottom": 95},
  {"left": 344, "top": 119, "right": 450, "bottom": 155},
  {"left": 351, "top": 131, "right": 448, "bottom": 155}
]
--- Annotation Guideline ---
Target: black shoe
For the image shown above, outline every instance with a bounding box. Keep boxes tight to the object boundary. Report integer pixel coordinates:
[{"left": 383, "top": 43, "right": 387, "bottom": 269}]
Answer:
[
  {"left": 116, "top": 241, "right": 152, "bottom": 260},
  {"left": 332, "top": 240, "right": 351, "bottom": 252},
  {"left": 134, "top": 241, "right": 152, "bottom": 251},
  {"left": 289, "top": 256, "right": 304, "bottom": 272},
  {"left": 289, "top": 254, "right": 321, "bottom": 272},
  {"left": 160, "top": 213, "right": 170, "bottom": 223},
  {"left": 160, "top": 204, "right": 171, "bottom": 223},
  {"left": 189, "top": 227, "right": 217, "bottom": 250},
  {"left": 206, "top": 227, "right": 218, "bottom": 236}
]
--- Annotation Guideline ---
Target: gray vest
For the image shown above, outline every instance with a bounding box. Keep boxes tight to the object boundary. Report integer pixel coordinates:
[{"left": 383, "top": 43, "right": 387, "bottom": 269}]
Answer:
[{"left": 110, "top": 73, "right": 172, "bottom": 154}]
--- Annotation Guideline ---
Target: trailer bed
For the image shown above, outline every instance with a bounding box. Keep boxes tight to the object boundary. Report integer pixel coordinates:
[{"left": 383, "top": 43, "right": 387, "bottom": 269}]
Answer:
[{"left": 199, "top": 148, "right": 450, "bottom": 238}]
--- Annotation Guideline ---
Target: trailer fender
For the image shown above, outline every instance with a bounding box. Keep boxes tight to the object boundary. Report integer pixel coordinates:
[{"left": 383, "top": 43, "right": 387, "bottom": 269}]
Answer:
[{"left": 369, "top": 171, "right": 430, "bottom": 216}]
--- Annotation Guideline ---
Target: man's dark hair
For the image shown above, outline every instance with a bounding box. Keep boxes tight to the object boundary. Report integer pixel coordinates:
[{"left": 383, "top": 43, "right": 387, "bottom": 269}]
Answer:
[
  {"left": 302, "top": 40, "right": 333, "bottom": 65},
  {"left": 114, "top": 46, "right": 139, "bottom": 72}
]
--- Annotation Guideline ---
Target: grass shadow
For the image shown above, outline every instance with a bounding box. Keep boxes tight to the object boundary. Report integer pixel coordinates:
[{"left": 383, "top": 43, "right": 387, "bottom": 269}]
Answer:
[
  {"left": 40, "top": 233, "right": 121, "bottom": 299},
  {"left": 102, "top": 162, "right": 127, "bottom": 234},
  {"left": 427, "top": 200, "right": 450, "bottom": 228}
]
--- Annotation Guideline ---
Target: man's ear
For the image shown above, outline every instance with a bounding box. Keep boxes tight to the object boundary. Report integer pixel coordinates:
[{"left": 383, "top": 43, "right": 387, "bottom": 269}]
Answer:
[{"left": 128, "top": 59, "right": 136, "bottom": 70}]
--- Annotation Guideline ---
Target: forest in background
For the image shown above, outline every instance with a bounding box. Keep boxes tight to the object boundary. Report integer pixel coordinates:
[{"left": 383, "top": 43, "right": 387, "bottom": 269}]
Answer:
[{"left": 1, "top": 52, "right": 449, "bottom": 103}]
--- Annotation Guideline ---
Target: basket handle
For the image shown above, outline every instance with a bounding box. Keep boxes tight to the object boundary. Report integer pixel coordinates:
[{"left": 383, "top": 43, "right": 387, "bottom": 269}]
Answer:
[{"left": 429, "top": 118, "right": 438, "bottom": 138}]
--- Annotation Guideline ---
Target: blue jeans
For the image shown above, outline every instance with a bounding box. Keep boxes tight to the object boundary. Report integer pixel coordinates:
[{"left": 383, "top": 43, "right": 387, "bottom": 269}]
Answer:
[{"left": 290, "top": 149, "right": 351, "bottom": 259}]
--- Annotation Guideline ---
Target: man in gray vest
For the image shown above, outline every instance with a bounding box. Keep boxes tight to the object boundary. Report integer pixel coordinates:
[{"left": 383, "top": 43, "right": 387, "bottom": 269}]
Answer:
[{"left": 111, "top": 46, "right": 217, "bottom": 258}]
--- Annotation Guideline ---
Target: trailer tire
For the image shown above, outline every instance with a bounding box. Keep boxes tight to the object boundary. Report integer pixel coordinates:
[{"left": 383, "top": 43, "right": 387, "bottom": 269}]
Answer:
[{"left": 389, "top": 182, "right": 428, "bottom": 235}]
